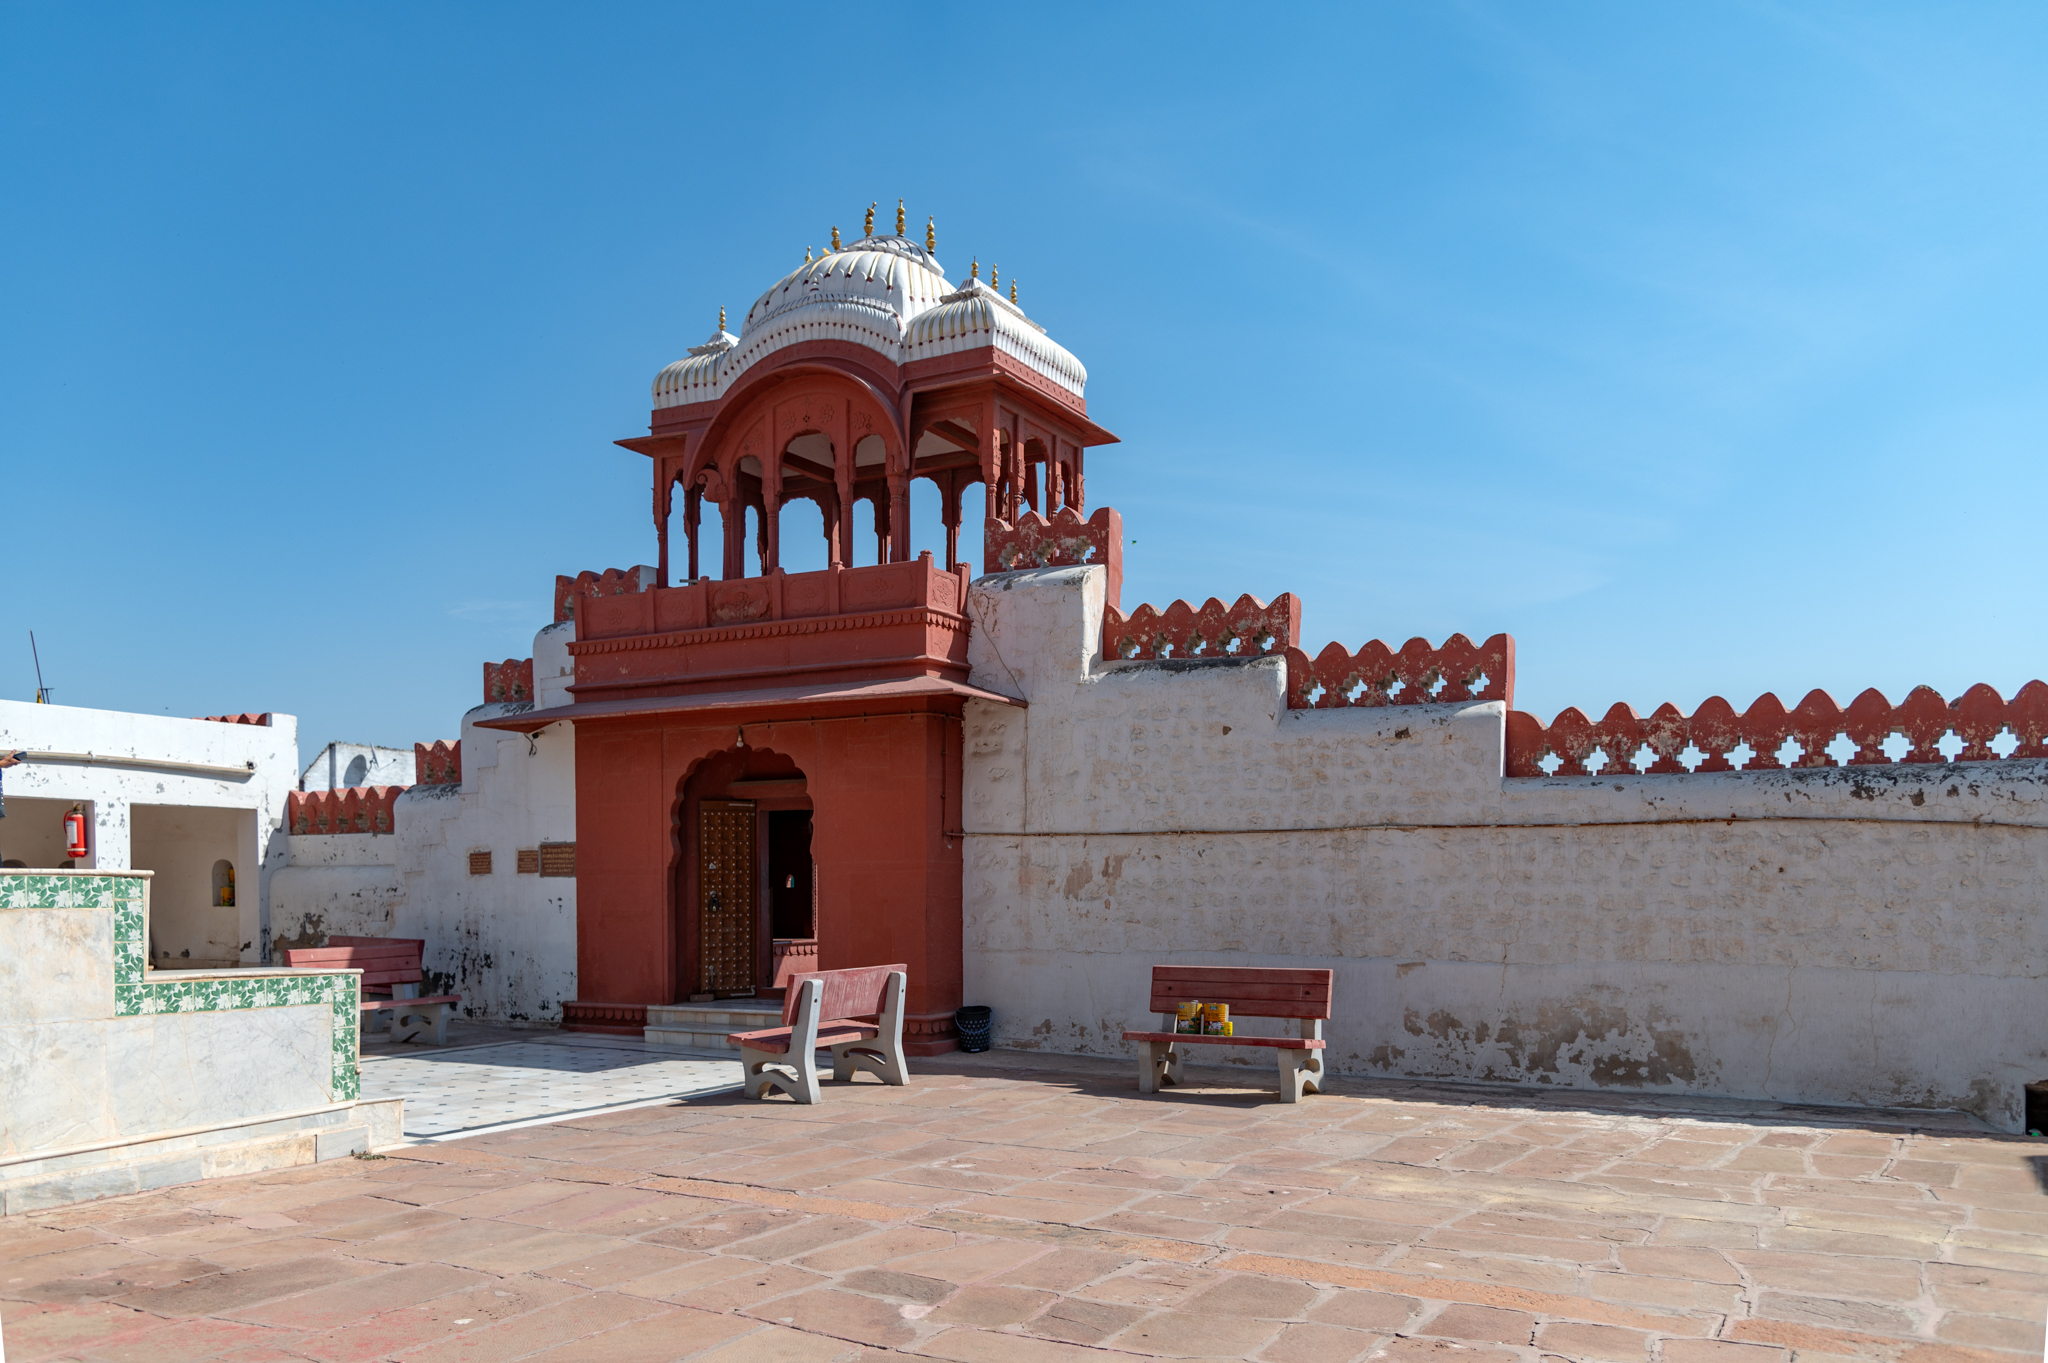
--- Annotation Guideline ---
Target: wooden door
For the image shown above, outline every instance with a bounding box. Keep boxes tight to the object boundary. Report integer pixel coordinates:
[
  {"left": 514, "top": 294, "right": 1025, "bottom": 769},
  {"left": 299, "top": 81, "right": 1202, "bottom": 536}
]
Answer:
[{"left": 698, "top": 799, "right": 757, "bottom": 996}]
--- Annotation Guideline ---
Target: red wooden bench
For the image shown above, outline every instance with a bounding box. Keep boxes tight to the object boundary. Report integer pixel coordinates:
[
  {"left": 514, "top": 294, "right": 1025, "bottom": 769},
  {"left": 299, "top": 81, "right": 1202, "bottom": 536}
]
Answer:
[
  {"left": 727, "top": 964, "right": 908, "bottom": 1104},
  {"left": 281, "top": 937, "right": 461, "bottom": 1045},
  {"left": 1122, "top": 965, "right": 1333, "bottom": 1103}
]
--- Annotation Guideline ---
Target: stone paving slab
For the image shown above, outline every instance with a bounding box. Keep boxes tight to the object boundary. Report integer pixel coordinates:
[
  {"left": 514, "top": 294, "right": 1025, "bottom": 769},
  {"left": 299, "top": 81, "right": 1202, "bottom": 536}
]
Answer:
[
  {"left": 358, "top": 1038, "right": 741, "bottom": 1140},
  {"left": 2, "top": 1050, "right": 2044, "bottom": 1362}
]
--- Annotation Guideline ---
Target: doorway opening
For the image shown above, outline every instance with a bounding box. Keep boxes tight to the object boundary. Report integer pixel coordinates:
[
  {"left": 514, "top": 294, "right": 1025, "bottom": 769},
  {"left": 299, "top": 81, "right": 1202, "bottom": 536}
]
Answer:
[{"left": 674, "top": 750, "right": 812, "bottom": 1002}]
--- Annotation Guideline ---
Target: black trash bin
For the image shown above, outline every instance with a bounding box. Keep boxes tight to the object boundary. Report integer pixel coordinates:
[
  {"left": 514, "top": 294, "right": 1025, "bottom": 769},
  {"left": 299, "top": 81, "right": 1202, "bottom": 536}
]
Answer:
[{"left": 955, "top": 1005, "right": 993, "bottom": 1053}]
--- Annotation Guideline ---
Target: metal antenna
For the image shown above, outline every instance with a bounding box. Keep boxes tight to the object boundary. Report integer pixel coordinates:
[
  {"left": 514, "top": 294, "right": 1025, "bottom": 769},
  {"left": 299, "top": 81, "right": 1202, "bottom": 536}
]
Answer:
[{"left": 29, "top": 631, "right": 50, "bottom": 704}]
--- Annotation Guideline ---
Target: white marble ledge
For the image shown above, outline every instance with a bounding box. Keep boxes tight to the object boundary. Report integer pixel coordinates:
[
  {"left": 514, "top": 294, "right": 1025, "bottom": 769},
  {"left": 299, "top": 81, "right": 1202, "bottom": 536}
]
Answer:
[{"left": 147, "top": 966, "right": 362, "bottom": 980}]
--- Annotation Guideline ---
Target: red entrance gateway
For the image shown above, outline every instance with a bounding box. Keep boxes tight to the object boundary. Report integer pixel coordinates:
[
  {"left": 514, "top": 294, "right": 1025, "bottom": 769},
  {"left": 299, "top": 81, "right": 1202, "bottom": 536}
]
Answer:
[{"left": 483, "top": 208, "right": 1115, "bottom": 1053}]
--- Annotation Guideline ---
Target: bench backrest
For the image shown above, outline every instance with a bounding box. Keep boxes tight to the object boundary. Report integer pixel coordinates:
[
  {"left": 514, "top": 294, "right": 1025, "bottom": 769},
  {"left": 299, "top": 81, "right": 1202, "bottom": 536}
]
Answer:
[
  {"left": 1149, "top": 965, "right": 1333, "bottom": 1019},
  {"left": 280, "top": 938, "right": 424, "bottom": 990},
  {"left": 784, "top": 963, "right": 907, "bottom": 1025}
]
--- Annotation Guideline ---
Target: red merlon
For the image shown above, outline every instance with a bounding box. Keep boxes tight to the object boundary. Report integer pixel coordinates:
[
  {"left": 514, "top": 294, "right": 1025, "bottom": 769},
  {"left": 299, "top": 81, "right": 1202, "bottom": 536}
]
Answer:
[
  {"left": 1285, "top": 633, "right": 1515, "bottom": 711},
  {"left": 1505, "top": 680, "right": 2048, "bottom": 778},
  {"left": 415, "top": 740, "right": 462, "bottom": 786},
  {"left": 555, "top": 567, "right": 656, "bottom": 623},
  {"left": 1105, "top": 593, "right": 1302, "bottom": 663},
  {"left": 288, "top": 786, "right": 402, "bottom": 835},
  {"left": 484, "top": 658, "right": 534, "bottom": 704},
  {"left": 196, "top": 713, "right": 272, "bottom": 725},
  {"left": 985, "top": 506, "right": 1123, "bottom": 609}
]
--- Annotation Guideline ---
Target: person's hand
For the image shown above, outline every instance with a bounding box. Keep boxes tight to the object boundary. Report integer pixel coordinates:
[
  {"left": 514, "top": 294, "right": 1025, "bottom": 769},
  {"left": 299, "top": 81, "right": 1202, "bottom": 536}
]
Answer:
[{"left": 0, "top": 752, "right": 24, "bottom": 769}]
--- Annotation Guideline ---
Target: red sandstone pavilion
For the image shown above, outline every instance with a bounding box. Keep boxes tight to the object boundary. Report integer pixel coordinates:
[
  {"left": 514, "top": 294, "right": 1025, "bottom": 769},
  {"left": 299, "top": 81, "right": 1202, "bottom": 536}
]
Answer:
[{"left": 479, "top": 203, "right": 1122, "bottom": 1053}]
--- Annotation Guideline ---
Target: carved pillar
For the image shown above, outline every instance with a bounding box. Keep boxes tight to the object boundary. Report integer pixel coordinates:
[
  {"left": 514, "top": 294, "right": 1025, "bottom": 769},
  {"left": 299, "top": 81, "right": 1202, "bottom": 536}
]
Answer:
[
  {"left": 872, "top": 493, "right": 890, "bottom": 565},
  {"left": 820, "top": 488, "right": 841, "bottom": 567},
  {"left": 654, "top": 466, "right": 672, "bottom": 588},
  {"left": 836, "top": 443, "right": 855, "bottom": 568},
  {"left": 887, "top": 450, "right": 910, "bottom": 564},
  {"left": 763, "top": 453, "right": 783, "bottom": 574},
  {"left": 1070, "top": 445, "right": 1085, "bottom": 513},
  {"left": 1045, "top": 446, "right": 1063, "bottom": 513},
  {"left": 685, "top": 484, "right": 702, "bottom": 582},
  {"left": 721, "top": 488, "right": 742, "bottom": 580},
  {"left": 1023, "top": 446, "right": 1040, "bottom": 514},
  {"left": 941, "top": 470, "right": 964, "bottom": 571}
]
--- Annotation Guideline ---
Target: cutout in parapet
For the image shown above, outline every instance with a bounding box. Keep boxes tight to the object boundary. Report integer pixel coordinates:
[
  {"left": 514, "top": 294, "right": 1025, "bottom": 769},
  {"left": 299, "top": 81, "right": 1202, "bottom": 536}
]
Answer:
[{"left": 1506, "top": 679, "right": 2048, "bottom": 778}]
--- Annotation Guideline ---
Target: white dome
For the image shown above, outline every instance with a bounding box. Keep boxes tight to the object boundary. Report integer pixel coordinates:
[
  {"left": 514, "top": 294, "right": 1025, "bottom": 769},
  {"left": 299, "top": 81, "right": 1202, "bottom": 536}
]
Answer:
[{"left": 653, "top": 235, "right": 1085, "bottom": 408}]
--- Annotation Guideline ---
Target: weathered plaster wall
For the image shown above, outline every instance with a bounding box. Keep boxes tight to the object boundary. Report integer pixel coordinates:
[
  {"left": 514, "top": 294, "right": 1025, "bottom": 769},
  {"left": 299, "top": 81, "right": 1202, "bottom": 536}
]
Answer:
[
  {"left": 0, "top": 702, "right": 298, "bottom": 965},
  {"left": 266, "top": 620, "right": 579, "bottom": 1023},
  {"left": 130, "top": 804, "right": 251, "bottom": 967},
  {"left": 268, "top": 833, "right": 402, "bottom": 952},
  {"left": 960, "top": 566, "right": 2048, "bottom": 1131},
  {"left": 392, "top": 699, "right": 577, "bottom": 1022}
]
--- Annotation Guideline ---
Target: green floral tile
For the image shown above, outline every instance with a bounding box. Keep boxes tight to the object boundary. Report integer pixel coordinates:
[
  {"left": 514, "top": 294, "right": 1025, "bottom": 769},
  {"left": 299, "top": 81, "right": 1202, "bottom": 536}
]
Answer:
[
  {"left": 113, "top": 938, "right": 145, "bottom": 986},
  {"left": 113, "top": 903, "right": 145, "bottom": 940},
  {"left": 113, "top": 984, "right": 145, "bottom": 1017}
]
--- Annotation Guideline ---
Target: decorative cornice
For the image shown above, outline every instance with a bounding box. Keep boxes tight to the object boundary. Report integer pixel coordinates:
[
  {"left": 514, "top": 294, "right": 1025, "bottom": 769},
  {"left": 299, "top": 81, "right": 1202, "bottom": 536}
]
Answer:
[{"left": 570, "top": 605, "right": 970, "bottom": 657}]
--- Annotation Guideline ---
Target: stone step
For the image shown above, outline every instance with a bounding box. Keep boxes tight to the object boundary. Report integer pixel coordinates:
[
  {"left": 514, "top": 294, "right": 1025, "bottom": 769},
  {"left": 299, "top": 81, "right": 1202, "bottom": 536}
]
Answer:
[{"left": 645, "top": 1000, "right": 782, "bottom": 1052}]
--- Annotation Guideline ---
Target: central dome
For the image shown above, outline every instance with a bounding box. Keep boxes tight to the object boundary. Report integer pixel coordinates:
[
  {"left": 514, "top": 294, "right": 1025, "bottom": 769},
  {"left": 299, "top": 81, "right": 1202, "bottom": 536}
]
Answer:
[{"left": 653, "top": 231, "right": 1086, "bottom": 410}]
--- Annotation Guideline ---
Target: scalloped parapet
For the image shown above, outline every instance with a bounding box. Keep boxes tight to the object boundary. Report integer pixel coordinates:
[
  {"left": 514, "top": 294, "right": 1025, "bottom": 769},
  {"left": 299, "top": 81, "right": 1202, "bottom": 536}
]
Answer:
[
  {"left": 1285, "top": 633, "right": 1515, "bottom": 711},
  {"left": 414, "top": 740, "right": 461, "bottom": 787},
  {"left": 554, "top": 566, "right": 657, "bottom": 624},
  {"left": 985, "top": 506, "right": 1123, "bottom": 609},
  {"left": 196, "top": 713, "right": 272, "bottom": 725},
  {"left": 1505, "top": 680, "right": 2048, "bottom": 778},
  {"left": 287, "top": 786, "right": 402, "bottom": 835},
  {"left": 1104, "top": 592, "right": 1302, "bottom": 664},
  {"left": 483, "top": 658, "right": 533, "bottom": 705}
]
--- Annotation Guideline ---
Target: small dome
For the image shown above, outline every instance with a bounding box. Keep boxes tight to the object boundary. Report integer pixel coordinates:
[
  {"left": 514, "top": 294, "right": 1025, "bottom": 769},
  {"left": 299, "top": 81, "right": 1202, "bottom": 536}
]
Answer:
[
  {"left": 653, "top": 235, "right": 1085, "bottom": 407},
  {"left": 904, "top": 281, "right": 1086, "bottom": 397}
]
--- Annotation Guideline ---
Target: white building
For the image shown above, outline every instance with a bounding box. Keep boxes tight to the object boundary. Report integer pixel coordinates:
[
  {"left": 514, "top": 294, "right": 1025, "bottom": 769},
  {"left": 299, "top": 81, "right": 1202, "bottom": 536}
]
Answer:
[
  {"left": 298, "top": 741, "right": 414, "bottom": 791},
  {"left": 0, "top": 701, "right": 299, "bottom": 968}
]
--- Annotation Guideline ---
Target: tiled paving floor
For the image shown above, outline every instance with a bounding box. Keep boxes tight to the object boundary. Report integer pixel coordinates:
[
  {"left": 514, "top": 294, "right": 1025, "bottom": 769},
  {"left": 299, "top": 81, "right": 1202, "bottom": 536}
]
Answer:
[
  {"left": 359, "top": 1037, "right": 741, "bottom": 1141},
  {"left": 3, "top": 1050, "right": 2045, "bottom": 1362}
]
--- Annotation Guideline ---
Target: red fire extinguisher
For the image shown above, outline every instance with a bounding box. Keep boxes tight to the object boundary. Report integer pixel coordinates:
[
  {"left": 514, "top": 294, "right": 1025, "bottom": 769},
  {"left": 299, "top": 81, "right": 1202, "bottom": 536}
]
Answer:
[{"left": 64, "top": 806, "right": 89, "bottom": 860}]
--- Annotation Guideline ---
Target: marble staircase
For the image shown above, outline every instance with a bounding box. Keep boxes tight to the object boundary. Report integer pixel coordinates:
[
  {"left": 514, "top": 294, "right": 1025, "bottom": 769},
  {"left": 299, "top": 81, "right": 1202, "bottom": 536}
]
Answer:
[{"left": 645, "top": 998, "right": 781, "bottom": 1052}]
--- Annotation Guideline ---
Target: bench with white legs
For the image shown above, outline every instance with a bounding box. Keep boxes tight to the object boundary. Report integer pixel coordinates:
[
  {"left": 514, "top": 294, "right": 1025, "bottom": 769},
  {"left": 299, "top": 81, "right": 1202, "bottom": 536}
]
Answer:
[
  {"left": 1122, "top": 965, "right": 1334, "bottom": 1103},
  {"left": 281, "top": 938, "right": 461, "bottom": 1045},
  {"left": 727, "top": 964, "right": 908, "bottom": 1104}
]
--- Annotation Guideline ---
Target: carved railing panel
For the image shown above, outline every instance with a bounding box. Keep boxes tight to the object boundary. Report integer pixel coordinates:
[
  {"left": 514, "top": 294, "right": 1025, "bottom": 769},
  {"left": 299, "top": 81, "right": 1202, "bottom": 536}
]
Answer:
[
  {"left": 483, "top": 658, "right": 533, "bottom": 704},
  {"left": 1285, "top": 633, "right": 1514, "bottom": 710},
  {"left": 414, "top": 740, "right": 462, "bottom": 786},
  {"left": 1506, "top": 681, "right": 2048, "bottom": 778},
  {"left": 1104, "top": 593, "right": 1302, "bottom": 663},
  {"left": 554, "top": 566, "right": 657, "bottom": 623},
  {"left": 985, "top": 506, "right": 1123, "bottom": 608}
]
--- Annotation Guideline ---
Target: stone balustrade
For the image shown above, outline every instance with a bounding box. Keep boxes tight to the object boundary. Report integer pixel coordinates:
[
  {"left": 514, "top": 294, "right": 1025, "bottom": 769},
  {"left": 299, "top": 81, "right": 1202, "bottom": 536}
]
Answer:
[
  {"left": 1286, "top": 633, "right": 1515, "bottom": 711},
  {"left": 554, "top": 566, "right": 656, "bottom": 624},
  {"left": 1104, "top": 593, "right": 1302, "bottom": 663},
  {"left": 1506, "top": 681, "right": 2048, "bottom": 778},
  {"left": 287, "top": 787, "right": 403, "bottom": 835},
  {"left": 985, "top": 506, "right": 1123, "bottom": 608}
]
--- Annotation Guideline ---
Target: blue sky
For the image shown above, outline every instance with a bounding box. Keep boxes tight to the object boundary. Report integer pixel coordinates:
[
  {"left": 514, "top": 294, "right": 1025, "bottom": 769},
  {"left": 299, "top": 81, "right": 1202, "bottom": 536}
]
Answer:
[{"left": 4, "top": 3, "right": 2044, "bottom": 764}]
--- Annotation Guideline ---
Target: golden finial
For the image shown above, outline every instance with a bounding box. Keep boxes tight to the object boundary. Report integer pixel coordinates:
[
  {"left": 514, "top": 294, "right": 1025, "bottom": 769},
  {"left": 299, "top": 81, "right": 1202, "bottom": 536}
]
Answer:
[
  {"left": 1010, "top": 278, "right": 1017, "bottom": 304},
  {"left": 718, "top": 305, "right": 726, "bottom": 332},
  {"left": 805, "top": 245, "right": 813, "bottom": 262},
  {"left": 970, "top": 258, "right": 979, "bottom": 280},
  {"left": 926, "top": 215, "right": 936, "bottom": 252},
  {"left": 830, "top": 225, "right": 841, "bottom": 251},
  {"left": 864, "top": 202, "right": 875, "bottom": 236},
  {"left": 991, "top": 264, "right": 998, "bottom": 290},
  {"left": 895, "top": 198, "right": 906, "bottom": 235}
]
